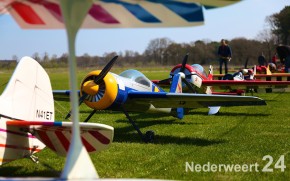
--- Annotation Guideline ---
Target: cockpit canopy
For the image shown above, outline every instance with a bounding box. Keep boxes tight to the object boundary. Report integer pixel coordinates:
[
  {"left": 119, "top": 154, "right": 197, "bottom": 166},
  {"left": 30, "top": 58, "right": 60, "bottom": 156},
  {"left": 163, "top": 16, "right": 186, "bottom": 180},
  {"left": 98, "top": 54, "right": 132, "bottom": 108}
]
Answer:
[
  {"left": 191, "top": 64, "right": 208, "bottom": 78},
  {"left": 119, "top": 69, "right": 151, "bottom": 87}
]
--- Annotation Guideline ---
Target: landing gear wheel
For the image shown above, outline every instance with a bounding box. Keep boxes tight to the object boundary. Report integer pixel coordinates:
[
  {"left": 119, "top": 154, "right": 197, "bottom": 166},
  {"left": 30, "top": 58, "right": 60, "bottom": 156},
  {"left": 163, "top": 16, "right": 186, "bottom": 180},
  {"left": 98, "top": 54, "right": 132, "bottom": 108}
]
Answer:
[{"left": 144, "top": 130, "right": 155, "bottom": 143}]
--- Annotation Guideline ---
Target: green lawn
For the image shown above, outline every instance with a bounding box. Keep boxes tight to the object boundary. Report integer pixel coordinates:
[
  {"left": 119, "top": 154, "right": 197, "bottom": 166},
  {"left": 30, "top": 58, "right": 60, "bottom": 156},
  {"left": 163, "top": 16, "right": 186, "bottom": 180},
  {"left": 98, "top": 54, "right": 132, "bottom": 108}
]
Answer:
[{"left": 0, "top": 67, "right": 289, "bottom": 180}]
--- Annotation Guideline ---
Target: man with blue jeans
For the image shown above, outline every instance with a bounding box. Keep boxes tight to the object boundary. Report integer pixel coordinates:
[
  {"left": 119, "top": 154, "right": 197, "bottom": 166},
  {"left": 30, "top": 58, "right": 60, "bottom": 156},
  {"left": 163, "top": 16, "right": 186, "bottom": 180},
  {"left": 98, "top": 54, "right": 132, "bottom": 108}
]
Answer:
[{"left": 218, "top": 39, "right": 232, "bottom": 75}]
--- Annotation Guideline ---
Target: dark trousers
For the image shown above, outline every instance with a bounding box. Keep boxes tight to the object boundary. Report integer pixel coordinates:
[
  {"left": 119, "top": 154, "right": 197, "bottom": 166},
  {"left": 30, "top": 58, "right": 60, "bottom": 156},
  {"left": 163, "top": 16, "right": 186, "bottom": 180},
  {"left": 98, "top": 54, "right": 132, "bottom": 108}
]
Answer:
[
  {"left": 219, "top": 58, "right": 228, "bottom": 74},
  {"left": 285, "top": 56, "right": 290, "bottom": 73}
]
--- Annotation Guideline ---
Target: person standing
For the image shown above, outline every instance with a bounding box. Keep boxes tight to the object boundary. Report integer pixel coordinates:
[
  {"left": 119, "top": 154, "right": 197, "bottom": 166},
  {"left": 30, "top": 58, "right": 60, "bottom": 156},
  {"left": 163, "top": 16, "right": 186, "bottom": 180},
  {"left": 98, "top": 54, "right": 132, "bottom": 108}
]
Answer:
[
  {"left": 276, "top": 45, "right": 290, "bottom": 73},
  {"left": 258, "top": 52, "right": 266, "bottom": 66},
  {"left": 217, "top": 39, "right": 232, "bottom": 75}
]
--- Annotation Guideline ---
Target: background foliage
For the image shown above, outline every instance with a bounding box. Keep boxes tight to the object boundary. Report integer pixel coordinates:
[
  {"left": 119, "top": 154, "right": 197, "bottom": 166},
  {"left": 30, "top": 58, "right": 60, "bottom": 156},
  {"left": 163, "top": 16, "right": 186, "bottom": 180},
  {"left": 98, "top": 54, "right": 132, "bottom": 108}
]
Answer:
[{"left": 0, "top": 7, "right": 289, "bottom": 70}]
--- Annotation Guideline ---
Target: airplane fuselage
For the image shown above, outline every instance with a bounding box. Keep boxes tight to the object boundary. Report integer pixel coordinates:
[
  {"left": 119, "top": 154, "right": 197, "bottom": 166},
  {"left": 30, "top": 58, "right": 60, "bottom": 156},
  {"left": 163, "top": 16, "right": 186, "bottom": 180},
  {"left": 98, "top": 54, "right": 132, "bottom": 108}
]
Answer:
[
  {"left": 82, "top": 70, "right": 173, "bottom": 115},
  {"left": 170, "top": 64, "right": 210, "bottom": 94}
]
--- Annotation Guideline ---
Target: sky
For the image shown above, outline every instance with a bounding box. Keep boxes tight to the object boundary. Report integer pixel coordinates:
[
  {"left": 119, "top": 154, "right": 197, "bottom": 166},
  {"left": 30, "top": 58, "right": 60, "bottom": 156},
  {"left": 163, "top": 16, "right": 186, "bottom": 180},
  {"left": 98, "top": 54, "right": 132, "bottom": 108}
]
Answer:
[{"left": 0, "top": 0, "right": 289, "bottom": 60}]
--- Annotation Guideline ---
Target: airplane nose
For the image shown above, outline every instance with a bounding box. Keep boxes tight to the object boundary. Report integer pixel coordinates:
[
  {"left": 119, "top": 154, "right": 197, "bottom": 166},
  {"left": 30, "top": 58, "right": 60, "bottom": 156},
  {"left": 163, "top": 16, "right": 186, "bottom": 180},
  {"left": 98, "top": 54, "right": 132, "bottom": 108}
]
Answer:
[{"left": 83, "top": 80, "right": 99, "bottom": 95}]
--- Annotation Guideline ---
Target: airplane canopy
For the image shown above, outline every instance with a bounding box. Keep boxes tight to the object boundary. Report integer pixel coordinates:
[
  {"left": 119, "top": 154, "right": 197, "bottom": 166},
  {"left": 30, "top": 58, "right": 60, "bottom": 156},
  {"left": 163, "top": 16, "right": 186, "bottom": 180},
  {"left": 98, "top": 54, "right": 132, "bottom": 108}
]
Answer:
[
  {"left": 119, "top": 69, "right": 151, "bottom": 87},
  {"left": 191, "top": 64, "right": 208, "bottom": 78}
]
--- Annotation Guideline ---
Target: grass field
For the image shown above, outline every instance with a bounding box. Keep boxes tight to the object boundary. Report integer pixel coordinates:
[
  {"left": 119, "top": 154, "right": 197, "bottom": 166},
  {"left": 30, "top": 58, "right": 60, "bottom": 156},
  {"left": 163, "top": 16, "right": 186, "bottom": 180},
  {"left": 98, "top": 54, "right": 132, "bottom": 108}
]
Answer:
[{"left": 0, "top": 67, "right": 289, "bottom": 180}]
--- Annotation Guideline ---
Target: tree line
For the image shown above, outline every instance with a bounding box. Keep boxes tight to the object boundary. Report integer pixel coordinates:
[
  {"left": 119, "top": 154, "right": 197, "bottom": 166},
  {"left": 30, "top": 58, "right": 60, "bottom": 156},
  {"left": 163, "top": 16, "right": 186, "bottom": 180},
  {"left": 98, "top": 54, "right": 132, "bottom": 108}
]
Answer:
[{"left": 1, "top": 6, "right": 289, "bottom": 69}]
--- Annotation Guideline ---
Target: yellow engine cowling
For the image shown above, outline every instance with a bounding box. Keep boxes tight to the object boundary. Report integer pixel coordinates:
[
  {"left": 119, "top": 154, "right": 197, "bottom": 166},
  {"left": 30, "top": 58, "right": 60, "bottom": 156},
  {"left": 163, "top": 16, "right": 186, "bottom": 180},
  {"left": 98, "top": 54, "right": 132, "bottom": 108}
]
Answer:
[{"left": 80, "top": 70, "right": 118, "bottom": 110}]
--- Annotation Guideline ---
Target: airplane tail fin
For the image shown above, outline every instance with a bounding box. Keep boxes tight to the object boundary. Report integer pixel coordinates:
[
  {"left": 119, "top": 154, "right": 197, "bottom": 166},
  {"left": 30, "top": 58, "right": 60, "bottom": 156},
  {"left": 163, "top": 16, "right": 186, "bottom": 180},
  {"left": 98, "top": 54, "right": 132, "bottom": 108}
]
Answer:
[
  {"left": 170, "top": 73, "right": 183, "bottom": 94},
  {"left": 206, "top": 65, "right": 214, "bottom": 94},
  {"left": 0, "top": 56, "right": 53, "bottom": 165},
  {"left": 266, "top": 65, "right": 272, "bottom": 75},
  {"left": 169, "top": 73, "right": 184, "bottom": 119},
  {"left": 0, "top": 56, "right": 54, "bottom": 121},
  {"left": 208, "top": 65, "right": 214, "bottom": 81},
  {"left": 206, "top": 65, "right": 220, "bottom": 115}
]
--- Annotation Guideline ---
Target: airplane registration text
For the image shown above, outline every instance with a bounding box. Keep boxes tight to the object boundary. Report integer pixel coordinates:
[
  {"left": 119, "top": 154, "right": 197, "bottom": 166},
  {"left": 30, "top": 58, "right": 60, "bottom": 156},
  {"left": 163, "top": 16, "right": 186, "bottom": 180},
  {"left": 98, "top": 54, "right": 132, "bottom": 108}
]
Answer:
[{"left": 36, "top": 110, "right": 53, "bottom": 120}]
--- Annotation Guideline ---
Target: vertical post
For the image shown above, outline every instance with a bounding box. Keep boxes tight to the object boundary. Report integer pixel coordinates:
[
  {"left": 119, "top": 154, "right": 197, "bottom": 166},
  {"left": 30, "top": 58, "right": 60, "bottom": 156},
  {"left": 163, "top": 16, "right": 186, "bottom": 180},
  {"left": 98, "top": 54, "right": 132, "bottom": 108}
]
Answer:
[{"left": 59, "top": 0, "right": 98, "bottom": 179}]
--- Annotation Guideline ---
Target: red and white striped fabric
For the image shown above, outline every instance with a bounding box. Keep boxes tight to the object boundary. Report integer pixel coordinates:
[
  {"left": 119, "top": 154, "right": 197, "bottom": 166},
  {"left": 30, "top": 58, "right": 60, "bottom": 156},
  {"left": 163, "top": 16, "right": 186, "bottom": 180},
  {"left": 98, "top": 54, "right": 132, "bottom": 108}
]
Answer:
[{"left": 0, "top": 0, "right": 241, "bottom": 29}]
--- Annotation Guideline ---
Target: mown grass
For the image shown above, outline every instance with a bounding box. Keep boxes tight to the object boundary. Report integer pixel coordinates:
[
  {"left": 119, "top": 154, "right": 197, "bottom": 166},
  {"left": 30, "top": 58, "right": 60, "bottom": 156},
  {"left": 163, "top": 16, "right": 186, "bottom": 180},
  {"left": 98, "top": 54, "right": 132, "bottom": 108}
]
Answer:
[{"left": 0, "top": 67, "right": 289, "bottom": 180}]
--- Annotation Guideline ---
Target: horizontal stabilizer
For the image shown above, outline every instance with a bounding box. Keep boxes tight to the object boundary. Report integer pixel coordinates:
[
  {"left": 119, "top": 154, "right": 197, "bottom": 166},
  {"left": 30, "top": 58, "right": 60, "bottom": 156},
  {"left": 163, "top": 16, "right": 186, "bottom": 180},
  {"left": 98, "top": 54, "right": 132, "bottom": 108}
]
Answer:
[{"left": 6, "top": 120, "right": 114, "bottom": 156}]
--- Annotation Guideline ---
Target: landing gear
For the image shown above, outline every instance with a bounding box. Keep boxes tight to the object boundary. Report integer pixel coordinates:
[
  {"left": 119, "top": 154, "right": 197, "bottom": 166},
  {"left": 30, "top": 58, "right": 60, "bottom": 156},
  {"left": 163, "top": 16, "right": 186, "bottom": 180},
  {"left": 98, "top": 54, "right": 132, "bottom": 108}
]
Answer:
[
  {"left": 29, "top": 154, "right": 39, "bottom": 164},
  {"left": 84, "top": 109, "right": 97, "bottom": 122},
  {"left": 121, "top": 106, "right": 155, "bottom": 143},
  {"left": 144, "top": 130, "right": 155, "bottom": 143}
]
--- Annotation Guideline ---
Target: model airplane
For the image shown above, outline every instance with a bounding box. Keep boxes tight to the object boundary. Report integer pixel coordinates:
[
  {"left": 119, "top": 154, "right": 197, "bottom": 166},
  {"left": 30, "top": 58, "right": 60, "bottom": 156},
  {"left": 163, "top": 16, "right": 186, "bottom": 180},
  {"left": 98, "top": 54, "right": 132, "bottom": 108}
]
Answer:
[
  {"left": 53, "top": 54, "right": 266, "bottom": 143},
  {"left": 214, "top": 44, "right": 290, "bottom": 82},
  {"left": 153, "top": 55, "right": 290, "bottom": 95},
  {"left": 0, "top": 57, "right": 114, "bottom": 175}
]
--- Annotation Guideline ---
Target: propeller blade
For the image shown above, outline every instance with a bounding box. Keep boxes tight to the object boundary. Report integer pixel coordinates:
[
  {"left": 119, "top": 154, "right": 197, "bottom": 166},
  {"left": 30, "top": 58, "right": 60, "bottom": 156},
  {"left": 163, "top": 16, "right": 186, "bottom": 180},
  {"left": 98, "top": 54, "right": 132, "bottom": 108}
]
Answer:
[
  {"left": 65, "top": 93, "right": 87, "bottom": 119},
  {"left": 180, "top": 53, "right": 189, "bottom": 73},
  {"left": 94, "top": 55, "right": 118, "bottom": 84},
  {"left": 84, "top": 109, "right": 97, "bottom": 122},
  {"left": 182, "top": 79, "right": 196, "bottom": 93},
  {"left": 78, "top": 92, "right": 87, "bottom": 105},
  {"left": 158, "top": 78, "right": 171, "bottom": 85},
  {"left": 65, "top": 111, "right": 71, "bottom": 119}
]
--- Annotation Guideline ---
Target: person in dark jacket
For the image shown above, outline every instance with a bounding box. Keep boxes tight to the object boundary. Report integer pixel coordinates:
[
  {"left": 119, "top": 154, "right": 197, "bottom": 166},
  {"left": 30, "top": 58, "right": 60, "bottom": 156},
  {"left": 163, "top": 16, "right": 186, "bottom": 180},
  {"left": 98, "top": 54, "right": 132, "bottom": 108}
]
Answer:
[
  {"left": 276, "top": 45, "right": 290, "bottom": 72},
  {"left": 258, "top": 52, "right": 266, "bottom": 66},
  {"left": 217, "top": 39, "right": 232, "bottom": 74}
]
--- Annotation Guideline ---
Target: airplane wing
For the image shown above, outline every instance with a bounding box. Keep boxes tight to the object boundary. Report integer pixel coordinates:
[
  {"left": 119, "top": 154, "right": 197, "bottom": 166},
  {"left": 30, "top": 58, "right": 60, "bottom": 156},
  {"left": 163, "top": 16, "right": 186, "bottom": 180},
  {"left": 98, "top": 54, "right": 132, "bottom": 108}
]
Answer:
[
  {"left": 53, "top": 89, "right": 266, "bottom": 108},
  {"left": 214, "top": 73, "right": 290, "bottom": 80},
  {"left": 126, "top": 91, "right": 266, "bottom": 108},
  {"left": 1, "top": 0, "right": 241, "bottom": 29},
  {"left": 254, "top": 74, "right": 290, "bottom": 81},
  {"left": 53, "top": 90, "right": 75, "bottom": 101},
  {"left": 6, "top": 120, "right": 114, "bottom": 156},
  {"left": 202, "top": 80, "right": 290, "bottom": 90}
]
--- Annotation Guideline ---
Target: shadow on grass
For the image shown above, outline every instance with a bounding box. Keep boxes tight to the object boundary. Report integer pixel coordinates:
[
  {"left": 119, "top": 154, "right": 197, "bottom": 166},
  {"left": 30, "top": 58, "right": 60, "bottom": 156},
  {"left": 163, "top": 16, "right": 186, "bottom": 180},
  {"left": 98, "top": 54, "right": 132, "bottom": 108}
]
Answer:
[
  {"left": 0, "top": 165, "right": 61, "bottom": 177},
  {"left": 79, "top": 109, "right": 270, "bottom": 118},
  {"left": 191, "top": 111, "right": 270, "bottom": 117},
  {"left": 114, "top": 130, "right": 226, "bottom": 146},
  {"left": 113, "top": 117, "right": 225, "bottom": 146},
  {"left": 115, "top": 118, "right": 202, "bottom": 126}
]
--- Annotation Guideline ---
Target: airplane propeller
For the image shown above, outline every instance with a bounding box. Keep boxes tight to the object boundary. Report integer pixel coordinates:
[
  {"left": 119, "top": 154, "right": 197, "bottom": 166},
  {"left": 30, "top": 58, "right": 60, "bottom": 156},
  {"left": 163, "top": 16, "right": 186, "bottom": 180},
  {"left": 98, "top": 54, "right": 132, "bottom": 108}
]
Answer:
[
  {"left": 65, "top": 56, "right": 118, "bottom": 119},
  {"left": 179, "top": 53, "right": 188, "bottom": 73},
  {"left": 93, "top": 56, "right": 118, "bottom": 84},
  {"left": 155, "top": 54, "right": 196, "bottom": 93},
  {"left": 178, "top": 54, "right": 196, "bottom": 93}
]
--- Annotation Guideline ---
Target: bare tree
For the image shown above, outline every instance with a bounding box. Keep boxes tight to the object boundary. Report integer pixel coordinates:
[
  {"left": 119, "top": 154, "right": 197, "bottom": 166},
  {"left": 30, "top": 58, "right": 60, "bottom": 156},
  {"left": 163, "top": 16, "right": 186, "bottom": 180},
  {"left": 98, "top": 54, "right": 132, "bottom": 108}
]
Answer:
[
  {"left": 145, "top": 37, "right": 173, "bottom": 65},
  {"left": 256, "top": 29, "right": 276, "bottom": 60}
]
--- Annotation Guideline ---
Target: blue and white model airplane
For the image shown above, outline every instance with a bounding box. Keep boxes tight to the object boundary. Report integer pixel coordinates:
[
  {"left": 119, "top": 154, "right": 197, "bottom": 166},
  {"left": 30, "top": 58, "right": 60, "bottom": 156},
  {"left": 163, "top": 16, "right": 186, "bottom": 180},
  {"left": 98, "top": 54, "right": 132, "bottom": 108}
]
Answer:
[{"left": 54, "top": 55, "right": 266, "bottom": 142}]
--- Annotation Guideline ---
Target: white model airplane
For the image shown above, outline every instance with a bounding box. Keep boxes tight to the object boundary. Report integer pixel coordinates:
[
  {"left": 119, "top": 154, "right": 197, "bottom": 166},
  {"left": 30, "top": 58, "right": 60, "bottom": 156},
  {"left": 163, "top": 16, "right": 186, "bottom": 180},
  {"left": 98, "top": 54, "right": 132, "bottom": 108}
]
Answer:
[{"left": 0, "top": 56, "right": 114, "bottom": 178}]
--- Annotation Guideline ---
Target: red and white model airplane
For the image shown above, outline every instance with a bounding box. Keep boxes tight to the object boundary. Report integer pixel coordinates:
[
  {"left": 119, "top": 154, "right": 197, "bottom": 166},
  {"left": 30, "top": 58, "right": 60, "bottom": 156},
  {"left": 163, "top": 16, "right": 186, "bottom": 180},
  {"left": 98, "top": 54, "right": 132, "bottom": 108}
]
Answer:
[{"left": 154, "top": 54, "right": 290, "bottom": 95}]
